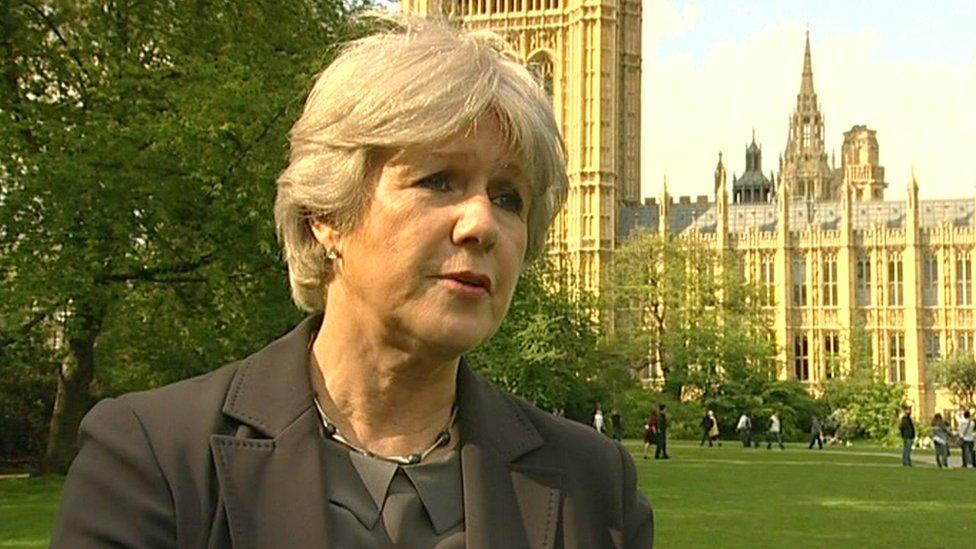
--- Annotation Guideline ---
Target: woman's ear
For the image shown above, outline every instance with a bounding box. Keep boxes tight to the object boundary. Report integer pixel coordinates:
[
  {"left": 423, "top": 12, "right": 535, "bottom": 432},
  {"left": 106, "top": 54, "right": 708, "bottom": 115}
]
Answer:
[{"left": 309, "top": 217, "right": 341, "bottom": 251}]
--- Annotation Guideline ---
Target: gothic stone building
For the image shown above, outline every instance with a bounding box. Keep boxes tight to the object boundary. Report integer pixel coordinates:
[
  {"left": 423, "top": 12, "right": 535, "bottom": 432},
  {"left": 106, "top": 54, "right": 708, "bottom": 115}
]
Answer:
[
  {"left": 402, "top": 0, "right": 642, "bottom": 295},
  {"left": 621, "top": 35, "right": 975, "bottom": 419}
]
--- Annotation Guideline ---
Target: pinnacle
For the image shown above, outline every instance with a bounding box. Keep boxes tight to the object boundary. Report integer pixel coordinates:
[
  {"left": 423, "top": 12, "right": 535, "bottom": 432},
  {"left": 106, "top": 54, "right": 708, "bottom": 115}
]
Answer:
[{"left": 800, "top": 32, "right": 815, "bottom": 97}]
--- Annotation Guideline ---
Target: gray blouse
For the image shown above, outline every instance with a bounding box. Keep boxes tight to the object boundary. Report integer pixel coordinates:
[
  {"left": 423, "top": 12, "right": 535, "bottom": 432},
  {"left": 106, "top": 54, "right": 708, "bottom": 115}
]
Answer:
[{"left": 319, "top": 425, "right": 465, "bottom": 547}]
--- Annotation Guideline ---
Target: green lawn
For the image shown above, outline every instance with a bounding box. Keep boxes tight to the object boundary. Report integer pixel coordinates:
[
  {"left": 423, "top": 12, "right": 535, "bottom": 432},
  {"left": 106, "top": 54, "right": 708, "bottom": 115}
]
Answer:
[
  {"left": 0, "top": 475, "right": 62, "bottom": 548},
  {"left": 2, "top": 442, "right": 973, "bottom": 547},
  {"left": 632, "top": 440, "right": 976, "bottom": 548}
]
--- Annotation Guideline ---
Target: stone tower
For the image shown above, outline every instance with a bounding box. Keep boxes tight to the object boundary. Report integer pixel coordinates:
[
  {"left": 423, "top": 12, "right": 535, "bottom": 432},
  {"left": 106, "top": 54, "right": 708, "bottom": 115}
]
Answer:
[
  {"left": 732, "top": 131, "right": 775, "bottom": 204},
  {"left": 400, "top": 0, "right": 642, "bottom": 294},
  {"left": 780, "top": 32, "right": 837, "bottom": 201},
  {"left": 841, "top": 125, "right": 887, "bottom": 201}
]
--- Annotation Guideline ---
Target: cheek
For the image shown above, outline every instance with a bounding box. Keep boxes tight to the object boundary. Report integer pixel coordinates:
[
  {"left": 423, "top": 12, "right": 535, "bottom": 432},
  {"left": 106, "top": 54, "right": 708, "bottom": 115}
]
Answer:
[{"left": 496, "top": 236, "right": 526, "bottom": 303}]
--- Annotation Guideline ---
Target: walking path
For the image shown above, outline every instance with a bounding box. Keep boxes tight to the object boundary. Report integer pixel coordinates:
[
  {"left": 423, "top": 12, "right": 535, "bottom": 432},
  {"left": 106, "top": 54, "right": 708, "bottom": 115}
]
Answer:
[
  {"left": 0, "top": 473, "right": 30, "bottom": 480},
  {"left": 663, "top": 441, "right": 943, "bottom": 466}
]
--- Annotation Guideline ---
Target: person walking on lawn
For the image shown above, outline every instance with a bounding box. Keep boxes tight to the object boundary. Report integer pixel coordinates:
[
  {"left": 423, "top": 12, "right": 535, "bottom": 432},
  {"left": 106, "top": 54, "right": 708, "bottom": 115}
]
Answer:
[
  {"left": 767, "top": 411, "right": 785, "bottom": 450},
  {"left": 642, "top": 410, "right": 659, "bottom": 459},
  {"left": 737, "top": 413, "right": 752, "bottom": 447},
  {"left": 959, "top": 409, "right": 975, "bottom": 467},
  {"left": 808, "top": 416, "right": 824, "bottom": 450},
  {"left": 899, "top": 408, "right": 916, "bottom": 467},
  {"left": 932, "top": 413, "right": 951, "bottom": 468},
  {"left": 655, "top": 404, "right": 670, "bottom": 460}
]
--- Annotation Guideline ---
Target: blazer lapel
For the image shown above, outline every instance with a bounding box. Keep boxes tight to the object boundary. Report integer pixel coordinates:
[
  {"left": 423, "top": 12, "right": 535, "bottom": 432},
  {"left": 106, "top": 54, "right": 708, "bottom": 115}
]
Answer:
[
  {"left": 210, "top": 316, "right": 334, "bottom": 549},
  {"left": 208, "top": 318, "right": 565, "bottom": 549},
  {"left": 211, "top": 412, "right": 330, "bottom": 549},
  {"left": 458, "top": 362, "right": 563, "bottom": 549}
]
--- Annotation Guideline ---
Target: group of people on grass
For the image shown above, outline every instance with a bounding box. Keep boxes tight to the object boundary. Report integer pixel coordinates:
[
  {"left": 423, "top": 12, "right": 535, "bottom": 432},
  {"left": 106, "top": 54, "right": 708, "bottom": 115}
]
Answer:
[
  {"left": 899, "top": 408, "right": 976, "bottom": 468},
  {"left": 589, "top": 403, "right": 671, "bottom": 460},
  {"left": 640, "top": 405, "right": 670, "bottom": 460},
  {"left": 696, "top": 410, "right": 786, "bottom": 450},
  {"left": 590, "top": 403, "right": 976, "bottom": 469}
]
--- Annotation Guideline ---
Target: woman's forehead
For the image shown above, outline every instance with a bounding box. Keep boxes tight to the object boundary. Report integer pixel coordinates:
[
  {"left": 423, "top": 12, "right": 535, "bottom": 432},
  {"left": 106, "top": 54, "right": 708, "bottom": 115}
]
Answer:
[{"left": 391, "top": 125, "right": 526, "bottom": 174}]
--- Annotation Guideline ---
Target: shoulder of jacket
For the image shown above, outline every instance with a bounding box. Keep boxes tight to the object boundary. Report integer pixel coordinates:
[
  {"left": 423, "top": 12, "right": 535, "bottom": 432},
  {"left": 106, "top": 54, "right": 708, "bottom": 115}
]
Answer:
[
  {"left": 112, "top": 359, "right": 245, "bottom": 442},
  {"left": 501, "top": 392, "right": 626, "bottom": 467}
]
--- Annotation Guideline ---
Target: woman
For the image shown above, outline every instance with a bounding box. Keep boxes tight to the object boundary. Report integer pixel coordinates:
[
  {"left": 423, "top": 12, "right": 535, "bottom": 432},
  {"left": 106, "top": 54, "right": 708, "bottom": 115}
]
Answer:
[
  {"left": 707, "top": 410, "right": 721, "bottom": 446},
  {"left": 593, "top": 403, "right": 606, "bottom": 434},
  {"left": 52, "top": 17, "right": 653, "bottom": 548},
  {"left": 959, "top": 409, "right": 975, "bottom": 467},
  {"left": 931, "top": 413, "right": 950, "bottom": 468},
  {"left": 642, "top": 409, "right": 659, "bottom": 459}
]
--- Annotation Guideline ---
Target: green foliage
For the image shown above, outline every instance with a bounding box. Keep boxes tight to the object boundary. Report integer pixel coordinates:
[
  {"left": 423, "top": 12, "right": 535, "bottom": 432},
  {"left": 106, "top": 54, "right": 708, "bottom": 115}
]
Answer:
[
  {"left": 815, "top": 314, "right": 908, "bottom": 443},
  {"left": 607, "top": 230, "right": 798, "bottom": 436},
  {"left": 0, "top": 340, "right": 58, "bottom": 465},
  {"left": 932, "top": 353, "right": 976, "bottom": 409},
  {"left": 468, "top": 260, "right": 615, "bottom": 415},
  {"left": 820, "top": 377, "right": 907, "bottom": 443},
  {"left": 0, "top": 0, "right": 369, "bottom": 465},
  {"left": 607, "top": 230, "right": 776, "bottom": 402}
]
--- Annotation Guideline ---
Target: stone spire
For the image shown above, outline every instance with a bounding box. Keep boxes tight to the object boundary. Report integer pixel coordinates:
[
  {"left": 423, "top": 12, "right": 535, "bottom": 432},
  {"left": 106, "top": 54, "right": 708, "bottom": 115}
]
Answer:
[
  {"left": 801, "top": 31, "right": 815, "bottom": 97},
  {"left": 658, "top": 175, "right": 670, "bottom": 236},
  {"left": 908, "top": 166, "right": 920, "bottom": 213},
  {"left": 715, "top": 152, "right": 727, "bottom": 193},
  {"left": 716, "top": 153, "right": 729, "bottom": 250},
  {"left": 780, "top": 31, "right": 836, "bottom": 201}
]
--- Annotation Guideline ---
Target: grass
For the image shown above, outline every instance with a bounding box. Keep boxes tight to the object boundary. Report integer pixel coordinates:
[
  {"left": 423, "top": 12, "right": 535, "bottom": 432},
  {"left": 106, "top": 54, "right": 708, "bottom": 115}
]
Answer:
[
  {"left": 631, "top": 440, "right": 976, "bottom": 548},
  {"left": 1, "top": 441, "right": 973, "bottom": 547},
  {"left": 0, "top": 475, "right": 62, "bottom": 548}
]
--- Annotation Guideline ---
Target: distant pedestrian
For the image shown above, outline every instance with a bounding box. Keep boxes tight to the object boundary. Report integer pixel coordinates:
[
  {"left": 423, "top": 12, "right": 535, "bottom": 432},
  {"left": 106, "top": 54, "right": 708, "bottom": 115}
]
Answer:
[
  {"left": 642, "top": 410, "right": 659, "bottom": 459},
  {"left": 737, "top": 413, "right": 752, "bottom": 447},
  {"left": 707, "top": 410, "right": 721, "bottom": 446},
  {"left": 767, "top": 411, "right": 785, "bottom": 450},
  {"left": 699, "top": 411, "right": 711, "bottom": 446},
  {"left": 899, "top": 408, "right": 916, "bottom": 467},
  {"left": 655, "top": 404, "right": 670, "bottom": 459},
  {"left": 592, "top": 403, "right": 605, "bottom": 434},
  {"left": 611, "top": 409, "right": 623, "bottom": 442},
  {"left": 959, "top": 410, "right": 975, "bottom": 467},
  {"left": 808, "top": 416, "right": 824, "bottom": 450},
  {"left": 932, "top": 413, "right": 951, "bottom": 468}
]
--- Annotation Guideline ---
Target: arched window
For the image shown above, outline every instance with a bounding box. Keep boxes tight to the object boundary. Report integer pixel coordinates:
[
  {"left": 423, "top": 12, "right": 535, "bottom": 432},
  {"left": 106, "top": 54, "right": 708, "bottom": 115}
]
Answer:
[{"left": 526, "top": 52, "right": 554, "bottom": 103}]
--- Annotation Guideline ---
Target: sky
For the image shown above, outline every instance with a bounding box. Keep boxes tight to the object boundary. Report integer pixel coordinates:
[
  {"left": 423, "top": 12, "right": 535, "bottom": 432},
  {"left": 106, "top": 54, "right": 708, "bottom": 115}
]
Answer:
[{"left": 642, "top": 0, "right": 976, "bottom": 201}]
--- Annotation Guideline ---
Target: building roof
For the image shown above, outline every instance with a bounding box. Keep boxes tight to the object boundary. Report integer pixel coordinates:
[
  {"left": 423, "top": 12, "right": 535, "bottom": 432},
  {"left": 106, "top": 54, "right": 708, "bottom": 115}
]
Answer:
[{"left": 618, "top": 198, "right": 975, "bottom": 240}]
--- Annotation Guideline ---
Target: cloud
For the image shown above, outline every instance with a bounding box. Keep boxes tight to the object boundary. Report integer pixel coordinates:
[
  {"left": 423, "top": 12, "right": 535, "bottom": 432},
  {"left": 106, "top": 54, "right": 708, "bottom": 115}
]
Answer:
[
  {"left": 642, "top": 20, "right": 976, "bottom": 201},
  {"left": 654, "top": 0, "right": 705, "bottom": 38}
]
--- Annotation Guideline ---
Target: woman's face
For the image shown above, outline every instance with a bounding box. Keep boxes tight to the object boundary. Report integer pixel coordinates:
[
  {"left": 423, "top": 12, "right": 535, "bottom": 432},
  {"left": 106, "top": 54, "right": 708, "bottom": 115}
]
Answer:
[{"left": 320, "top": 116, "right": 530, "bottom": 356}]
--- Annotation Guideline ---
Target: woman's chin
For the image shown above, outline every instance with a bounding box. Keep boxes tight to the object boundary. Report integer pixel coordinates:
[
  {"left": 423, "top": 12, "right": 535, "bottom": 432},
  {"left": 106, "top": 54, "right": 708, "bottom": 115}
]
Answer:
[{"left": 416, "top": 318, "right": 497, "bottom": 357}]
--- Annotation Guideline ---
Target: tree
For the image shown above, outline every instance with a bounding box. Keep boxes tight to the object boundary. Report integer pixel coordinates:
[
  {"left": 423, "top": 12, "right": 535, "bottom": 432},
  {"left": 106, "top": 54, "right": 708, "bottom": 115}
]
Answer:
[
  {"left": 606, "top": 229, "right": 775, "bottom": 400},
  {"left": 933, "top": 353, "right": 976, "bottom": 409},
  {"left": 467, "top": 259, "right": 611, "bottom": 416},
  {"left": 820, "top": 317, "right": 907, "bottom": 442},
  {"left": 1, "top": 0, "right": 368, "bottom": 471}
]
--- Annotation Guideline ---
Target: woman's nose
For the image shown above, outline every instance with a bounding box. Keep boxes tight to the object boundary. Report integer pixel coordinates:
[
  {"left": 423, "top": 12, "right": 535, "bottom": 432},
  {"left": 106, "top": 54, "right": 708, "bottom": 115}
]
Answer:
[{"left": 452, "top": 193, "right": 498, "bottom": 251}]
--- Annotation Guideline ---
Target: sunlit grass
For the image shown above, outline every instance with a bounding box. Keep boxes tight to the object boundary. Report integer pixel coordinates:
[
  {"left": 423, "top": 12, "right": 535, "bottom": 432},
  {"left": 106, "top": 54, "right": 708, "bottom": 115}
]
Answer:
[
  {"left": 0, "top": 476, "right": 62, "bottom": 549},
  {"left": 630, "top": 440, "right": 975, "bottom": 548},
  {"left": 2, "top": 441, "right": 974, "bottom": 548}
]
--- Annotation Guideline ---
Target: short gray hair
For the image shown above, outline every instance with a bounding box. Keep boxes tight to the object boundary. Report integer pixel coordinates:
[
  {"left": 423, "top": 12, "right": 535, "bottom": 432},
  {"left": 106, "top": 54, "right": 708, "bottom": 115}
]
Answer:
[{"left": 274, "top": 16, "right": 568, "bottom": 312}]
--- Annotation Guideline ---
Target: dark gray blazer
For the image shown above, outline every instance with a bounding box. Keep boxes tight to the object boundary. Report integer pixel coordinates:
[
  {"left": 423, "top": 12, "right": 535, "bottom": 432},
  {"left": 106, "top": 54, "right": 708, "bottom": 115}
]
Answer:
[{"left": 52, "top": 316, "right": 653, "bottom": 548}]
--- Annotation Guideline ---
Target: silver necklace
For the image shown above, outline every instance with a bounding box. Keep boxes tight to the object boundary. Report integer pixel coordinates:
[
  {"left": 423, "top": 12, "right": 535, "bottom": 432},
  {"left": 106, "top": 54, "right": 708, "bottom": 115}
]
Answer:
[{"left": 312, "top": 397, "right": 458, "bottom": 465}]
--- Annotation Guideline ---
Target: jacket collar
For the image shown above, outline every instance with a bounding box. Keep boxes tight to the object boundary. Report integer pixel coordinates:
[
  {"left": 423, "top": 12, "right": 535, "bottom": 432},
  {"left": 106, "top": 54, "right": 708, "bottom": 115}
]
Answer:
[
  {"left": 215, "top": 315, "right": 560, "bottom": 549},
  {"left": 220, "top": 315, "right": 321, "bottom": 437},
  {"left": 220, "top": 314, "right": 546, "bottom": 462}
]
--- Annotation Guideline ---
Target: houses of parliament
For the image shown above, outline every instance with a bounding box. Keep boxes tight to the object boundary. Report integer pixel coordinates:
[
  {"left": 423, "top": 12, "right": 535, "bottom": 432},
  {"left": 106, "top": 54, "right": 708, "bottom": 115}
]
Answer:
[{"left": 401, "top": 1, "right": 975, "bottom": 418}]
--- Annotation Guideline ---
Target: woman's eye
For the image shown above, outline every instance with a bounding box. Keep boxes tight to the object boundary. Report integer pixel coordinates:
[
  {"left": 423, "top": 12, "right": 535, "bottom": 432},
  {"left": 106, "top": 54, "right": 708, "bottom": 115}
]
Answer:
[
  {"left": 492, "top": 190, "right": 525, "bottom": 215},
  {"left": 417, "top": 172, "right": 453, "bottom": 192}
]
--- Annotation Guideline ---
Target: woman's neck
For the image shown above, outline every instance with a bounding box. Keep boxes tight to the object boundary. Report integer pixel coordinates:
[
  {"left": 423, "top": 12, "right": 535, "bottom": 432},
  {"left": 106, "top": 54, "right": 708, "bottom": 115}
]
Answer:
[{"left": 309, "top": 311, "right": 460, "bottom": 459}]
